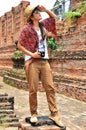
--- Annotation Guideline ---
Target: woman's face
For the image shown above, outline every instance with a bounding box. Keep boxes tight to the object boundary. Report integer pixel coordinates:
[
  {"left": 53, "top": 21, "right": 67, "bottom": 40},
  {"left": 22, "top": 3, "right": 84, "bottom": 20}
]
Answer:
[{"left": 31, "top": 9, "right": 42, "bottom": 21}]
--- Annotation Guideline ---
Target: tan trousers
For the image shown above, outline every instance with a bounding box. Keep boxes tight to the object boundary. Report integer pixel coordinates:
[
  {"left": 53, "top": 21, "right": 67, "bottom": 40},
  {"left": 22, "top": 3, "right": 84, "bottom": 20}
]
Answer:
[{"left": 24, "top": 59, "right": 58, "bottom": 116}]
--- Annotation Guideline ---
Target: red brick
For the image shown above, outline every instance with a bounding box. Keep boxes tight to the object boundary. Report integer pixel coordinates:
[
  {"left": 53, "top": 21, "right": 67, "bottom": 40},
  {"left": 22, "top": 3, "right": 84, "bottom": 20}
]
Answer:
[{"left": 18, "top": 123, "right": 60, "bottom": 130}]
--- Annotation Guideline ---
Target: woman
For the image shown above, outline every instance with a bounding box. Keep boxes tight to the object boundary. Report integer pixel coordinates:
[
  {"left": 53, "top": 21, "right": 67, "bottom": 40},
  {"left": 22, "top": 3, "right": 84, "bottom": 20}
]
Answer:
[{"left": 18, "top": 5, "right": 64, "bottom": 128}]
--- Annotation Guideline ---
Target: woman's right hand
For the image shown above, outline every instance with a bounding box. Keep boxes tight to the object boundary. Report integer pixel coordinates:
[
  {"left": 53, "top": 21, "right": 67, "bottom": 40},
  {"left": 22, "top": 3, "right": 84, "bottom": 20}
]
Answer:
[{"left": 31, "top": 52, "right": 41, "bottom": 58}]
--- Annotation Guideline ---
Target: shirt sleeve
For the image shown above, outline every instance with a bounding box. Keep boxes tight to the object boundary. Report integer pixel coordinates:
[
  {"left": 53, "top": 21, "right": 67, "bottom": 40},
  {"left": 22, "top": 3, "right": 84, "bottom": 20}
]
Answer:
[
  {"left": 41, "top": 17, "right": 57, "bottom": 35},
  {"left": 18, "top": 27, "right": 27, "bottom": 47}
]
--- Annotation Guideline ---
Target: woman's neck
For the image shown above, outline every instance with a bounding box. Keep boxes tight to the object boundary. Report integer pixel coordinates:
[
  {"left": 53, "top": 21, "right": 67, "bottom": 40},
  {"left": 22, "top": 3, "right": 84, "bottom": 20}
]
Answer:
[{"left": 33, "top": 21, "right": 40, "bottom": 31}]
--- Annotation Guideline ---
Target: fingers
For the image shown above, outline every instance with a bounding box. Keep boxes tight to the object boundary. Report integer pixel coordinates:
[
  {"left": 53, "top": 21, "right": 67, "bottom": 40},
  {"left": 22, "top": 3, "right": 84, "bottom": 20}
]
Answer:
[
  {"left": 37, "top": 5, "right": 46, "bottom": 12},
  {"left": 32, "top": 52, "right": 41, "bottom": 58}
]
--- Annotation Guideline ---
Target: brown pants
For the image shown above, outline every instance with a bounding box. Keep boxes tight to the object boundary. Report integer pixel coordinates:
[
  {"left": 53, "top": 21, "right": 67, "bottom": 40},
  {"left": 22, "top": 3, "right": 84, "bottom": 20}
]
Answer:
[{"left": 24, "top": 59, "right": 58, "bottom": 116}]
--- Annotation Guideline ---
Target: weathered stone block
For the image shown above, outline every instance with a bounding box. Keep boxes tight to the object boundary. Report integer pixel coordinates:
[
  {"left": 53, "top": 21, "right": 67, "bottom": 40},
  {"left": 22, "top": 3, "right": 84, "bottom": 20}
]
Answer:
[{"left": 18, "top": 116, "right": 66, "bottom": 130}]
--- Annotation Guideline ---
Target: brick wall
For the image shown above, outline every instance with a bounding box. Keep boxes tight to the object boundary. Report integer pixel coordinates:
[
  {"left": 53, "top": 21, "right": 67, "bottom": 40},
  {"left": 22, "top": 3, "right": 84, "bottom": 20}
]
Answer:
[
  {"left": 48, "top": 13, "right": 86, "bottom": 101},
  {"left": 0, "top": 1, "right": 29, "bottom": 68},
  {"left": 0, "top": 1, "right": 29, "bottom": 47},
  {"left": 0, "top": 45, "right": 16, "bottom": 68}
]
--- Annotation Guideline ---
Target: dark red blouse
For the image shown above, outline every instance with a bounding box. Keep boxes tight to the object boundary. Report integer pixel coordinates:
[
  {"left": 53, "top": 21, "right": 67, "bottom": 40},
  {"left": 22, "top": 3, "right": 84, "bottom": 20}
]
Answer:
[{"left": 18, "top": 17, "right": 56, "bottom": 52}]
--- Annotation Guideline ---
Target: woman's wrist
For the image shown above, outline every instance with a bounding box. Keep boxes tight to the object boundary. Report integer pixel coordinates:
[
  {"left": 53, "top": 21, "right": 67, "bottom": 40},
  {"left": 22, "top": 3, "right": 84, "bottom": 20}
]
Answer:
[
  {"left": 29, "top": 52, "right": 33, "bottom": 57},
  {"left": 45, "top": 9, "right": 57, "bottom": 18},
  {"left": 45, "top": 9, "right": 49, "bottom": 13}
]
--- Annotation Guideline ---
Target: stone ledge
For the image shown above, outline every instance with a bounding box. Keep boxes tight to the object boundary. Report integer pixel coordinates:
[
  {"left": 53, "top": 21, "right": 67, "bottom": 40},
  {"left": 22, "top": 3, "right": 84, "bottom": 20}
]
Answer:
[
  {"left": 0, "top": 122, "right": 19, "bottom": 127},
  {"left": 3, "top": 75, "right": 44, "bottom": 91},
  {"left": 18, "top": 124, "right": 61, "bottom": 130},
  {"left": 3, "top": 75, "right": 86, "bottom": 102},
  {"left": 55, "top": 50, "right": 86, "bottom": 60},
  {"left": 18, "top": 116, "right": 66, "bottom": 130}
]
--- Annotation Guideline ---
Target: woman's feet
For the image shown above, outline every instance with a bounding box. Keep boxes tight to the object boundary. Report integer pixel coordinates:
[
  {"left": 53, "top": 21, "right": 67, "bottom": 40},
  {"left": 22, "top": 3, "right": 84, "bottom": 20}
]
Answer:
[
  {"left": 49, "top": 115, "right": 65, "bottom": 128},
  {"left": 30, "top": 114, "right": 38, "bottom": 123},
  {"left": 30, "top": 114, "right": 66, "bottom": 129}
]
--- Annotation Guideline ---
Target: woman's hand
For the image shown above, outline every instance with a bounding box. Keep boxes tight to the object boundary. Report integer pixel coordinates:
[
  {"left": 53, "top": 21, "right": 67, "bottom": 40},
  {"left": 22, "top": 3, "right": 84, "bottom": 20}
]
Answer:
[
  {"left": 37, "top": 5, "right": 47, "bottom": 12},
  {"left": 37, "top": 5, "right": 56, "bottom": 19},
  {"left": 31, "top": 52, "right": 41, "bottom": 58},
  {"left": 46, "top": 31, "right": 57, "bottom": 38}
]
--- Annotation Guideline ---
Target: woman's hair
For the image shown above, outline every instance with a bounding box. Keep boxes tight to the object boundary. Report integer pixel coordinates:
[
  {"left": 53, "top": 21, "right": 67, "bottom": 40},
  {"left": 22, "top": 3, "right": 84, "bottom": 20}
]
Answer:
[{"left": 39, "top": 23, "right": 45, "bottom": 40}]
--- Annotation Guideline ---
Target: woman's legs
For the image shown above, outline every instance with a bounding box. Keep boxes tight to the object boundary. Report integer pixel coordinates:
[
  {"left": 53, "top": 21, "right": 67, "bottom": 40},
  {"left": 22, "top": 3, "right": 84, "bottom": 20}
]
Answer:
[
  {"left": 25, "top": 61, "right": 40, "bottom": 115},
  {"left": 40, "top": 60, "right": 58, "bottom": 116}
]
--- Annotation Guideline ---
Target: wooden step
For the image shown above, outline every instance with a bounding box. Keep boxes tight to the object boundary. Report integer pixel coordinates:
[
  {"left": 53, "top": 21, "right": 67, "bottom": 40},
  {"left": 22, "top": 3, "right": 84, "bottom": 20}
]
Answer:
[
  {"left": 0, "top": 117, "right": 19, "bottom": 123},
  {"left": 0, "top": 109, "right": 14, "bottom": 114},
  {"left": 0, "top": 102, "right": 13, "bottom": 109},
  {"left": 0, "top": 93, "right": 8, "bottom": 96},
  {"left": 0, "top": 122, "right": 19, "bottom": 127},
  {"left": 0, "top": 96, "right": 14, "bottom": 104},
  {"left": 0, "top": 113, "right": 16, "bottom": 118}
]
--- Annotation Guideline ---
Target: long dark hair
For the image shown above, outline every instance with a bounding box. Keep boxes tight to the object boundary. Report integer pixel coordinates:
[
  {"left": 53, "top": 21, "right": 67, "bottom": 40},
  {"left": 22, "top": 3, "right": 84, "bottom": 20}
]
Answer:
[{"left": 39, "top": 23, "right": 45, "bottom": 41}]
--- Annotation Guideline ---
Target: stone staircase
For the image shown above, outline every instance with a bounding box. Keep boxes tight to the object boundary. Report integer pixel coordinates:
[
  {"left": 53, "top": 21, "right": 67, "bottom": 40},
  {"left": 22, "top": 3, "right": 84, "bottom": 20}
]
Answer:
[
  {"left": 0, "top": 93, "right": 19, "bottom": 127},
  {"left": 0, "top": 93, "right": 66, "bottom": 130}
]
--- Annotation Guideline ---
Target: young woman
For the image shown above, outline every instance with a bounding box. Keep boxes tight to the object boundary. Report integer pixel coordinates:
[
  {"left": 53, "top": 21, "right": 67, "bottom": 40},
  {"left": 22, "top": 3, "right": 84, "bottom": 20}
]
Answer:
[{"left": 18, "top": 5, "right": 64, "bottom": 128}]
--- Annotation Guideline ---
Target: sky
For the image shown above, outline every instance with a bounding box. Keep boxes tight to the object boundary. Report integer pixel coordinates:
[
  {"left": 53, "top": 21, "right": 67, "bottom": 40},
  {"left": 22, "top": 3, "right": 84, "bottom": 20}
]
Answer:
[{"left": 0, "top": 0, "right": 56, "bottom": 17}]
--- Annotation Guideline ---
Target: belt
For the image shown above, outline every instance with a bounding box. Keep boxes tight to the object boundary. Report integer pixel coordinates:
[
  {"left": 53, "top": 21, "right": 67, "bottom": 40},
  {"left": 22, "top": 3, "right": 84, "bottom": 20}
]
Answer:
[
  {"left": 41, "top": 59, "right": 48, "bottom": 61},
  {"left": 34, "top": 58, "right": 48, "bottom": 61}
]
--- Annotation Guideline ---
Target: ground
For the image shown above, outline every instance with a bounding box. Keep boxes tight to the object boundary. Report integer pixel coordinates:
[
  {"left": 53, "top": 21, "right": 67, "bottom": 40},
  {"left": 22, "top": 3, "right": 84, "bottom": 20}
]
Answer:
[{"left": 0, "top": 76, "right": 86, "bottom": 130}]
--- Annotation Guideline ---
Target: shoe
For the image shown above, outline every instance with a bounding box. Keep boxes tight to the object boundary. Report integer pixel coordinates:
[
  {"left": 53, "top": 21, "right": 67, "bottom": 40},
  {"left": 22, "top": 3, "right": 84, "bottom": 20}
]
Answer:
[
  {"left": 30, "top": 114, "right": 38, "bottom": 123},
  {"left": 49, "top": 115, "right": 65, "bottom": 128}
]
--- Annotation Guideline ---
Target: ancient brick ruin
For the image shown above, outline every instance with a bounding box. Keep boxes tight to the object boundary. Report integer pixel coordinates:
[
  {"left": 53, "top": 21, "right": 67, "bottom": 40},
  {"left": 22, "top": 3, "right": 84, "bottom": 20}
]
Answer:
[
  {"left": 0, "top": 1, "right": 29, "bottom": 68},
  {"left": 50, "top": 11, "right": 86, "bottom": 102}
]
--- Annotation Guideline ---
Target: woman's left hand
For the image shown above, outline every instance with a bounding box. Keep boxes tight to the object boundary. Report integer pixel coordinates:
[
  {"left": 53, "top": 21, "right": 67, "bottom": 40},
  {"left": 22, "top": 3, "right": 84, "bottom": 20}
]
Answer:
[
  {"left": 37, "top": 5, "right": 46, "bottom": 12},
  {"left": 46, "top": 31, "right": 57, "bottom": 38}
]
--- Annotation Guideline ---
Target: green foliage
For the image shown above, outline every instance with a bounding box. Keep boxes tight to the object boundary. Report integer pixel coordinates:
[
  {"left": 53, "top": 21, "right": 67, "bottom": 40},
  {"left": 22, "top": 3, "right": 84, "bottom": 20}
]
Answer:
[
  {"left": 62, "top": 1, "right": 86, "bottom": 31},
  {"left": 47, "top": 38, "right": 58, "bottom": 58},
  {"left": 76, "top": 2, "right": 86, "bottom": 14},
  {"left": 63, "top": 0, "right": 86, "bottom": 21},
  {"left": 12, "top": 50, "right": 24, "bottom": 60},
  {"left": 11, "top": 68, "right": 25, "bottom": 76},
  {"left": 3, "top": 79, "right": 14, "bottom": 87},
  {"left": 64, "top": 11, "right": 81, "bottom": 22},
  {"left": 47, "top": 38, "right": 57, "bottom": 50},
  {"left": 0, "top": 85, "right": 3, "bottom": 88},
  {"left": 0, "top": 126, "right": 5, "bottom": 130},
  {"left": 66, "top": 11, "right": 81, "bottom": 18},
  {"left": 63, "top": 11, "right": 81, "bottom": 31},
  {"left": 9, "top": 81, "right": 15, "bottom": 86},
  {"left": 5, "top": 69, "right": 26, "bottom": 80},
  {"left": 65, "top": 11, "right": 81, "bottom": 18}
]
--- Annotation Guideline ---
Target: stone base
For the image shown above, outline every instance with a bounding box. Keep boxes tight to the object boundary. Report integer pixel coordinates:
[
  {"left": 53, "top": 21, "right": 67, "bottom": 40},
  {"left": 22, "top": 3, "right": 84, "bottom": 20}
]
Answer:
[{"left": 18, "top": 116, "right": 66, "bottom": 130}]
